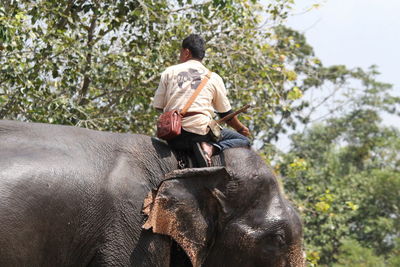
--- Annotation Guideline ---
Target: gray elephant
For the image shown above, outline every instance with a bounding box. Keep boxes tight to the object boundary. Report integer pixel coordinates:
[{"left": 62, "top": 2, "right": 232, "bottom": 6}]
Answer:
[{"left": 0, "top": 120, "right": 304, "bottom": 267}]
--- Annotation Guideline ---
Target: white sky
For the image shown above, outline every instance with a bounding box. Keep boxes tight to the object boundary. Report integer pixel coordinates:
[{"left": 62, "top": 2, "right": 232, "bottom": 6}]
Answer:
[
  {"left": 286, "top": 0, "right": 400, "bottom": 89},
  {"left": 271, "top": 0, "right": 400, "bottom": 151}
]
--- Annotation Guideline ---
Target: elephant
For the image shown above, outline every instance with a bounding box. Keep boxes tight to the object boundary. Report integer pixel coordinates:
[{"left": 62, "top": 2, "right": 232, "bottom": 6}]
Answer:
[{"left": 0, "top": 120, "right": 304, "bottom": 267}]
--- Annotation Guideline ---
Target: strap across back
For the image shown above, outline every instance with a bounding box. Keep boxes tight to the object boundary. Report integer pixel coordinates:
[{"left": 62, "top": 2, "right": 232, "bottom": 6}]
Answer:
[{"left": 180, "top": 70, "right": 212, "bottom": 116}]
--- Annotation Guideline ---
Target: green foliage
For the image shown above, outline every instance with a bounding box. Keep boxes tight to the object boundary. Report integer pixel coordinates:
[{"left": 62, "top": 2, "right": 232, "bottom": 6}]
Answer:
[
  {"left": 387, "top": 239, "right": 400, "bottom": 267},
  {"left": 2, "top": 0, "right": 382, "bottom": 146},
  {"left": 1, "top": 0, "right": 315, "bottom": 144},
  {"left": 277, "top": 80, "right": 400, "bottom": 265},
  {"left": 333, "top": 239, "right": 385, "bottom": 267}
]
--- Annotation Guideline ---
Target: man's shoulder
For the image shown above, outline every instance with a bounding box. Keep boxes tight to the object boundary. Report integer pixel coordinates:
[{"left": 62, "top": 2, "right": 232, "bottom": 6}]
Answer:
[
  {"left": 210, "top": 71, "right": 223, "bottom": 80},
  {"left": 161, "top": 62, "right": 188, "bottom": 75},
  {"left": 210, "top": 71, "right": 224, "bottom": 84},
  {"left": 169, "top": 62, "right": 185, "bottom": 69},
  {"left": 162, "top": 61, "right": 224, "bottom": 82},
  {"left": 162, "top": 64, "right": 178, "bottom": 74}
]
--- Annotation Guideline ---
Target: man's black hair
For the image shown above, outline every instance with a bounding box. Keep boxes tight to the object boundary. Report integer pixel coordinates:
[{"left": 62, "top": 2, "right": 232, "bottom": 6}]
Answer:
[{"left": 182, "top": 34, "right": 205, "bottom": 60}]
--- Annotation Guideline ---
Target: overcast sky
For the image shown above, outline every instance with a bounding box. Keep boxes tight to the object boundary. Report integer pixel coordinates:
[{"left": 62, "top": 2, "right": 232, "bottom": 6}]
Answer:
[
  {"left": 286, "top": 0, "right": 400, "bottom": 89},
  {"left": 270, "top": 0, "right": 400, "bottom": 151}
]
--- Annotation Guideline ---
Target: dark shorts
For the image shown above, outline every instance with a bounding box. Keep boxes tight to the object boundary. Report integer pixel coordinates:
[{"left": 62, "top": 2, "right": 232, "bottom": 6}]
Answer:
[{"left": 167, "top": 129, "right": 212, "bottom": 151}]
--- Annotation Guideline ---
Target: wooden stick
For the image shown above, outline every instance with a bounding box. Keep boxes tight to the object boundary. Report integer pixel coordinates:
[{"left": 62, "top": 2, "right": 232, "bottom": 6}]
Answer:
[{"left": 217, "top": 104, "right": 251, "bottom": 124}]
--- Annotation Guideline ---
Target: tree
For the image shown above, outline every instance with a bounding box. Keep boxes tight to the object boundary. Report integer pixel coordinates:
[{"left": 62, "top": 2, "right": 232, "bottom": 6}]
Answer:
[
  {"left": 2, "top": 0, "right": 373, "bottom": 146},
  {"left": 1, "top": 0, "right": 307, "bottom": 140},
  {"left": 276, "top": 77, "right": 400, "bottom": 265},
  {"left": 332, "top": 239, "right": 385, "bottom": 267}
]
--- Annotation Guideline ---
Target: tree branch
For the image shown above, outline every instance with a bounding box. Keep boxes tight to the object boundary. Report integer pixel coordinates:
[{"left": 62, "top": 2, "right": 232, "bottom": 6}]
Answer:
[
  {"left": 78, "top": 10, "right": 97, "bottom": 104},
  {"left": 55, "top": 0, "right": 76, "bottom": 30},
  {"left": 169, "top": 1, "right": 212, "bottom": 13},
  {"left": 266, "top": 114, "right": 285, "bottom": 143},
  {"left": 0, "top": 90, "right": 20, "bottom": 119}
]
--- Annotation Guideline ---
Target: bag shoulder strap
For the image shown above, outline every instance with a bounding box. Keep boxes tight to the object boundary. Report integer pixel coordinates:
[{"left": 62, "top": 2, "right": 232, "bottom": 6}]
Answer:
[{"left": 180, "top": 70, "right": 212, "bottom": 116}]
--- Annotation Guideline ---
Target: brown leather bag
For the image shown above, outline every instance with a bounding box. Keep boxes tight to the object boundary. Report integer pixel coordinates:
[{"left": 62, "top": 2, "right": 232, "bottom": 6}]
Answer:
[
  {"left": 157, "top": 70, "right": 212, "bottom": 141},
  {"left": 156, "top": 110, "right": 182, "bottom": 140}
]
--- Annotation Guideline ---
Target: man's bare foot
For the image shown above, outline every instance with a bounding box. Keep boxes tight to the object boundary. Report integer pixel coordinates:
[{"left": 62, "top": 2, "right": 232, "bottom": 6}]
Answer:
[{"left": 200, "top": 142, "right": 215, "bottom": 166}]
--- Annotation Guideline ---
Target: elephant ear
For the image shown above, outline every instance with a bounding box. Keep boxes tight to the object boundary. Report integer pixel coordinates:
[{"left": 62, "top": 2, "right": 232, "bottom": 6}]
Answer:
[{"left": 142, "top": 167, "right": 231, "bottom": 267}]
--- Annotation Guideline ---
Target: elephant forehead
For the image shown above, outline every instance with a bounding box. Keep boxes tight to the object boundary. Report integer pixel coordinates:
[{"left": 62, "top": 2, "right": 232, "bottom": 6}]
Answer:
[
  {"left": 223, "top": 148, "right": 270, "bottom": 172},
  {"left": 235, "top": 197, "right": 291, "bottom": 238},
  {"left": 266, "top": 195, "right": 286, "bottom": 219},
  {"left": 235, "top": 220, "right": 285, "bottom": 237},
  {"left": 242, "top": 210, "right": 288, "bottom": 234}
]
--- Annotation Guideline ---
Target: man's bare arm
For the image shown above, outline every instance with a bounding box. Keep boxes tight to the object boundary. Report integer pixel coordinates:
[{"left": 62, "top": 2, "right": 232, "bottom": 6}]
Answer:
[{"left": 226, "top": 116, "right": 250, "bottom": 137}]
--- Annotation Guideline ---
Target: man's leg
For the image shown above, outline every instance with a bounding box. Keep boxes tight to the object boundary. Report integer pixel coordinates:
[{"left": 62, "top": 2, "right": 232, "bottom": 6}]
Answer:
[
  {"left": 213, "top": 128, "right": 250, "bottom": 152},
  {"left": 200, "top": 128, "right": 250, "bottom": 164},
  {"left": 167, "top": 129, "right": 214, "bottom": 167},
  {"left": 199, "top": 142, "right": 216, "bottom": 166}
]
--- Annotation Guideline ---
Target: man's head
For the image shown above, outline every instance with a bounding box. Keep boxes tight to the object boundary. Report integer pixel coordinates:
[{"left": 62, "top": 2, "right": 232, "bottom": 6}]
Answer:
[{"left": 179, "top": 34, "right": 205, "bottom": 63}]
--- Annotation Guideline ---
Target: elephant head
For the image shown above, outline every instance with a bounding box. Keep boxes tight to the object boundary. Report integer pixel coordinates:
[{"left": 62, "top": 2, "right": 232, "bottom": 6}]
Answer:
[{"left": 143, "top": 149, "right": 304, "bottom": 267}]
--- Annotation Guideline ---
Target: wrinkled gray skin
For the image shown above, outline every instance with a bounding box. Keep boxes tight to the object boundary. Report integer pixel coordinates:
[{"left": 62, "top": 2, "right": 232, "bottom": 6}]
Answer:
[{"left": 0, "top": 120, "right": 304, "bottom": 267}]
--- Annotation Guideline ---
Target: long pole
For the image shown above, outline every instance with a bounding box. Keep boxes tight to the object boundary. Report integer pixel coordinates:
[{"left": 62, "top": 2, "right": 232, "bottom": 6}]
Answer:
[{"left": 216, "top": 104, "right": 251, "bottom": 124}]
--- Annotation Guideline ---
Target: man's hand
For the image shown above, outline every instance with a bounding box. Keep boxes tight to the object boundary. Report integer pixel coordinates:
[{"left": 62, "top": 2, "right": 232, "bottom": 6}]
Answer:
[
  {"left": 225, "top": 115, "right": 251, "bottom": 137},
  {"left": 238, "top": 126, "right": 250, "bottom": 137}
]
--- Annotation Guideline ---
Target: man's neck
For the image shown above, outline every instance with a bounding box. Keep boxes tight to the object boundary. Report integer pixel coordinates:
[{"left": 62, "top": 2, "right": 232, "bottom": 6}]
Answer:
[
  {"left": 185, "top": 58, "right": 202, "bottom": 63},
  {"left": 179, "top": 57, "right": 203, "bottom": 64}
]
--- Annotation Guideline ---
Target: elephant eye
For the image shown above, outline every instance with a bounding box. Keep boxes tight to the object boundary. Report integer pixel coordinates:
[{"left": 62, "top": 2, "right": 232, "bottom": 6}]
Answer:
[{"left": 261, "top": 232, "right": 287, "bottom": 252}]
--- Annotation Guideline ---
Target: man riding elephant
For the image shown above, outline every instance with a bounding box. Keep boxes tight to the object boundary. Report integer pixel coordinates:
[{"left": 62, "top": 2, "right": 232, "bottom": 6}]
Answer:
[
  {"left": 0, "top": 120, "right": 305, "bottom": 266},
  {"left": 153, "top": 34, "right": 250, "bottom": 167}
]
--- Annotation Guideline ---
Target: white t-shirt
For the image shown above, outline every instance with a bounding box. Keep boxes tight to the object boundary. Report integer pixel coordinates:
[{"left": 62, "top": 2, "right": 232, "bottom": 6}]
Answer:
[{"left": 153, "top": 60, "right": 231, "bottom": 135}]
